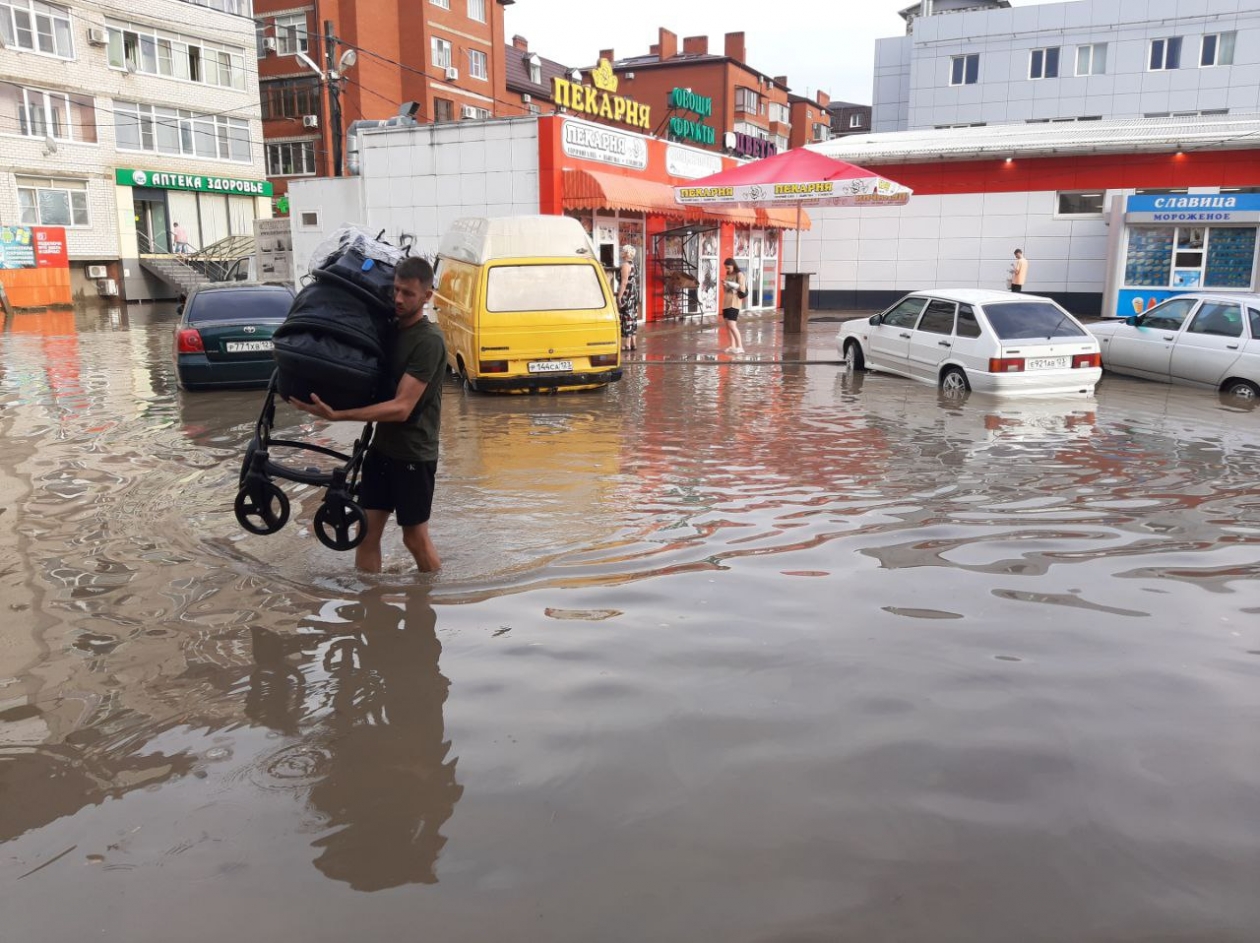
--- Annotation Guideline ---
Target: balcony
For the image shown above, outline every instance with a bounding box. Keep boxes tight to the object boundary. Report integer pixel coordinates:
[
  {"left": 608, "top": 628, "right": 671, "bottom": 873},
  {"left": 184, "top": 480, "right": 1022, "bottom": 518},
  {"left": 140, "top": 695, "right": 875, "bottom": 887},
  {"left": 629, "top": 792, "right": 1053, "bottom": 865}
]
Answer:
[{"left": 181, "top": 0, "right": 253, "bottom": 16}]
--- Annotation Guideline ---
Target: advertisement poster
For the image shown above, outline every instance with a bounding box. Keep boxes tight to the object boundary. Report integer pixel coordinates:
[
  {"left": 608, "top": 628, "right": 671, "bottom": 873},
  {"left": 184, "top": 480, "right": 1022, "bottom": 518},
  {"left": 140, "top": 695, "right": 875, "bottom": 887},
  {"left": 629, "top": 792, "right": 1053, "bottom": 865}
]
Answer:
[
  {"left": 0, "top": 226, "right": 68, "bottom": 269},
  {"left": 254, "top": 217, "right": 294, "bottom": 284}
]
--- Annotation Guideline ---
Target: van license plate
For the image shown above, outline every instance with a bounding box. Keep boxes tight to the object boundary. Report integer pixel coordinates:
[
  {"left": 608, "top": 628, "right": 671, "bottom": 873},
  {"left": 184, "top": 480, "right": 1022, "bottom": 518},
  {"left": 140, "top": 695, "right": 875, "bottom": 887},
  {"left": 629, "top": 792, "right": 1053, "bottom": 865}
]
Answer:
[
  {"left": 226, "top": 340, "right": 273, "bottom": 352},
  {"left": 528, "top": 360, "right": 573, "bottom": 374},
  {"left": 1027, "top": 356, "right": 1068, "bottom": 370}
]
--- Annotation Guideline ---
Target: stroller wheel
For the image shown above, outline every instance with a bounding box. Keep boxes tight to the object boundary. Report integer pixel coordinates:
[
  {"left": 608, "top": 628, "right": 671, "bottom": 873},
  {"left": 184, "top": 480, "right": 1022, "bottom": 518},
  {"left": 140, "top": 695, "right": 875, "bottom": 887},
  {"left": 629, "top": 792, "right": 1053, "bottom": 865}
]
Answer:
[
  {"left": 235, "top": 483, "right": 290, "bottom": 535},
  {"left": 314, "top": 498, "right": 368, "bottom": 551}
]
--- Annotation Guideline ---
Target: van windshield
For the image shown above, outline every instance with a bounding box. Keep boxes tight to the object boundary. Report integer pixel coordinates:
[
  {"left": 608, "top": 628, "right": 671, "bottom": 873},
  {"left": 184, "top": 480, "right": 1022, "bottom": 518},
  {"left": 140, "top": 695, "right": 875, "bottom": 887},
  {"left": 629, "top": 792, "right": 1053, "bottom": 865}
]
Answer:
[{"left": 486, "top": 264, "right": 608, "bottom": 313}]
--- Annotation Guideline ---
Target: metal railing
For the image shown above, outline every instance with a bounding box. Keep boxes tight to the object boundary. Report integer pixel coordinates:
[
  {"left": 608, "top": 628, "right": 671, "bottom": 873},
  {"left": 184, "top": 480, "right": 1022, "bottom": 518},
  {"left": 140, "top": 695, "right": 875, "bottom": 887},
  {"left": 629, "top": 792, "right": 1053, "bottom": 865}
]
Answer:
[{"left": 138, "top": 231, "right": 256, "bottom": 283}]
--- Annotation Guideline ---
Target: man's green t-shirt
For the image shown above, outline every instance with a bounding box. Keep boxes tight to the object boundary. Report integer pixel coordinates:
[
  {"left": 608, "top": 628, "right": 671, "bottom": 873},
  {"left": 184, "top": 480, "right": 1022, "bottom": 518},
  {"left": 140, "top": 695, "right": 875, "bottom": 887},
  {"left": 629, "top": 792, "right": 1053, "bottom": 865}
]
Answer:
[{"left": 370, "top": 318, "right": 446, "bottom": 463}]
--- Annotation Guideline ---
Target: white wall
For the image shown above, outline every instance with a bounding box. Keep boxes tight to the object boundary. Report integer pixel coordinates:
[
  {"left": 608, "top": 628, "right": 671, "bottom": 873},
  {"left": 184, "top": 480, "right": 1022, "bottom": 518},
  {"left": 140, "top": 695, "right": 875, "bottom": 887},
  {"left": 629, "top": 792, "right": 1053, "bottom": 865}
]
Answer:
[
  {"left": 789, "top": 189, "right": 1113, "bottom": 298},
  {"left": 287, "top": 117, "right": 543, "bottom": 281}
]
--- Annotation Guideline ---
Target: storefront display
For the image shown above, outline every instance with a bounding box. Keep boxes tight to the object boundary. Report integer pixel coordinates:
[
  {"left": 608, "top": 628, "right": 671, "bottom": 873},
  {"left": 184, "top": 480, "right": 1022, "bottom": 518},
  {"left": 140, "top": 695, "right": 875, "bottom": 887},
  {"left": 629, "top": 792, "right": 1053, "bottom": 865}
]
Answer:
[{"left": 1111, "top": 193, "right": 1260, "bottom": 316}]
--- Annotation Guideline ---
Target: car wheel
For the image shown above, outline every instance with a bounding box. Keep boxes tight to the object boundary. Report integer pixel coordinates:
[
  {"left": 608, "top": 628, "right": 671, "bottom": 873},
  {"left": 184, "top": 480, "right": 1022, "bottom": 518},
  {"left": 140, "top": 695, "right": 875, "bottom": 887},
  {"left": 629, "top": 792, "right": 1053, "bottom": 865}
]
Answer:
[
  {"left": 939, "top": 366, "right": 970, "bottom": 398},
  {"left": 1223, "top": 379, "right": 1259, "bottom": 401},
  {"left": 844, "top": 340, "right": 865, "bottom": 371}
]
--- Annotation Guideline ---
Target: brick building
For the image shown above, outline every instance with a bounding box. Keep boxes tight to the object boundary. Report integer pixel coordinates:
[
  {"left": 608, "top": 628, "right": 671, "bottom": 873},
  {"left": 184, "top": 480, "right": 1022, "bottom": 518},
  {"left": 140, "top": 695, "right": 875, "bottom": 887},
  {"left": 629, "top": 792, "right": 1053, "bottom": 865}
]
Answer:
[
  {"left": 253, "top": 0, "right": 517, "bottom": 195},
  {"left": 788, "top": 90, "right": 832, "bottom": 148},
  {"left": 0, "top": 0, "right": 269, "bottom": 302},
  {"left": 588, "top": 28, "right": 793, "bottom": 161},
  {"left": 503, "top": 35, "right": 569, "bottom": 117}
]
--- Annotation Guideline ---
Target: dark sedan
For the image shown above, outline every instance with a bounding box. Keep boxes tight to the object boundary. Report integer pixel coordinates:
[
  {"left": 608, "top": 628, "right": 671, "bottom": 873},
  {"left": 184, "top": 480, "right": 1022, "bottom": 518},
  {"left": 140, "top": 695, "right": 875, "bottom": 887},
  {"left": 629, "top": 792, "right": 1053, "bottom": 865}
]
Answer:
[{"left": 174, "top": 282, "right": 295, "bottom": 390}]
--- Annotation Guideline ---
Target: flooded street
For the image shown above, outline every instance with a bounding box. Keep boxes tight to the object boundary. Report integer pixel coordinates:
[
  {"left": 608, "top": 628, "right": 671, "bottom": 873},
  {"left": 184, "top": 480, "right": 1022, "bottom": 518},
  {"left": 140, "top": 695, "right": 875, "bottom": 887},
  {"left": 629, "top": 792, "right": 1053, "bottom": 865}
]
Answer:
[{"left": 2, "top": 305, "right": 1259, "bottom": 942}]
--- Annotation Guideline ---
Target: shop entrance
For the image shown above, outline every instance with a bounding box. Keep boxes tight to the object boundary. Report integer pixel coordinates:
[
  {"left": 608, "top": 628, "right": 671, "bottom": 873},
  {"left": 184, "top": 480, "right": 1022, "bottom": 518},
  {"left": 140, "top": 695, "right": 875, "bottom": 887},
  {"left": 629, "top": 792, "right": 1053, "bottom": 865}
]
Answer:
[
  {"left": 735, "top": 228, "right": 781, "bottom": 310},
  {"left": 593, "top": 212, "right": 645, "bottom": 317},
  {"left": 133, "top": 188, "right": 171, "bottom": 254}
]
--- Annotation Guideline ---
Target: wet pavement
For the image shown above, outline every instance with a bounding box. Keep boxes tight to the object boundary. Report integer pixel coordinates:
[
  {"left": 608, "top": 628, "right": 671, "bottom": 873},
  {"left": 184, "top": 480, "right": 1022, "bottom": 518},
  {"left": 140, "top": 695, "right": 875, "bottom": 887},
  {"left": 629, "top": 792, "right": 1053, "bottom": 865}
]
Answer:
[{"left": 1, "top": 303, "right": 1259, "bottom": 942}]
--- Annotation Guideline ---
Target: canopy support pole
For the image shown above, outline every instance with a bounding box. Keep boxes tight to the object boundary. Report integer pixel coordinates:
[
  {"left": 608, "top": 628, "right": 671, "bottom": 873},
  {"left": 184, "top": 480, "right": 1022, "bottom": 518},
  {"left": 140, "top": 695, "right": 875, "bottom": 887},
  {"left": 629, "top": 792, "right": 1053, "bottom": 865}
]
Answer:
[{"left": 795, "top": 202, "right": 802, "bottom": 273}]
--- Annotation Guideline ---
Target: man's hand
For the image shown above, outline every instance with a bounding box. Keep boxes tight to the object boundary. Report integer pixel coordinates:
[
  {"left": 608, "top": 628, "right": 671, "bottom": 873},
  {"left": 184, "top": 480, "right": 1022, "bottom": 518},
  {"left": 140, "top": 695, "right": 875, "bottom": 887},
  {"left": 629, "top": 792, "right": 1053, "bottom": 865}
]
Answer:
[{"left": 286, "top": 393, "right": 338, "bottom": 421}]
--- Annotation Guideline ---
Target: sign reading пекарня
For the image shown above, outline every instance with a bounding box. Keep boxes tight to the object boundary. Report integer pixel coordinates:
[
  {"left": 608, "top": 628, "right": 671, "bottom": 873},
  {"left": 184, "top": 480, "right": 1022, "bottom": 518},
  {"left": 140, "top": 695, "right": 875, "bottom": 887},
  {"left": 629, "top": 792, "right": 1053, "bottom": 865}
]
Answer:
[{"left": 677, "top": 181, "right": 911, "bottom": 206}]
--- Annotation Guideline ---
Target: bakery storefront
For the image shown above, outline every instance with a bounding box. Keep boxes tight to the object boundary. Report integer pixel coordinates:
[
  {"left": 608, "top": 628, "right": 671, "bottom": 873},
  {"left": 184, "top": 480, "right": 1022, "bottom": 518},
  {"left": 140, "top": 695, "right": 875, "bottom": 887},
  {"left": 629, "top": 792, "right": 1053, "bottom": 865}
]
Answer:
[
  {"left": 538, "top": 112, "right": 801, "bottom": 322},
  {"left": 1112, "top": 193, "right": 1260, "bottom": 315}
]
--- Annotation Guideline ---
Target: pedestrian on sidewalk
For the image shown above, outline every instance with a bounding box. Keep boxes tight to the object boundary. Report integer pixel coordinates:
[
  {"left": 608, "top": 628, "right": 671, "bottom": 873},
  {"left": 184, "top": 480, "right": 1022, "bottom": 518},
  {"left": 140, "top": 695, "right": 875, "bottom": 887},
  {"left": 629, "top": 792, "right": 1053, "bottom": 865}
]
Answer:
[
  {"left": 1007, "top": 249, "right": 1028, "bottom": 293},
  {"left": 616, "top": 245, "right": 640, "bottom": 353},
  {"left": 721, "top": 257, "right": 747, "bottom": 353}
]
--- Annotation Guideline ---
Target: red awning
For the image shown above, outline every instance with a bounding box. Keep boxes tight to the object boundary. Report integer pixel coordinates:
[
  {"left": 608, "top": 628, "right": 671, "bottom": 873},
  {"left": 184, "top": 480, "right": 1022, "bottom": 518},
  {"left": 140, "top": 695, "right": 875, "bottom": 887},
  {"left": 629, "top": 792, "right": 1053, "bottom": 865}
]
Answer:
[{"left": 563, "top": 169, "right": 687, "bottom": 218}]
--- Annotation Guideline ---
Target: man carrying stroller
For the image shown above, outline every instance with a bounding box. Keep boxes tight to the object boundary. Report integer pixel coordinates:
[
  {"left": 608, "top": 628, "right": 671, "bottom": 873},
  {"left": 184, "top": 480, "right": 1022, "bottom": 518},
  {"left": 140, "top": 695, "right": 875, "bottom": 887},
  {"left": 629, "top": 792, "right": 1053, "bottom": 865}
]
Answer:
[{"left": 288, "top": 257, "right": 446, "bottom": 573}]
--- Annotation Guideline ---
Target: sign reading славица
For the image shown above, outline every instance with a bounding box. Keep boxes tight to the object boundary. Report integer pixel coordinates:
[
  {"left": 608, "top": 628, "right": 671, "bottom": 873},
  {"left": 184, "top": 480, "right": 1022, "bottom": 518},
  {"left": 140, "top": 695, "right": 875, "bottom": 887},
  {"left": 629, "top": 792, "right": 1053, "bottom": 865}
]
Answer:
[{"left": 116, "top": 168, "right": 273, "bottom": 197}]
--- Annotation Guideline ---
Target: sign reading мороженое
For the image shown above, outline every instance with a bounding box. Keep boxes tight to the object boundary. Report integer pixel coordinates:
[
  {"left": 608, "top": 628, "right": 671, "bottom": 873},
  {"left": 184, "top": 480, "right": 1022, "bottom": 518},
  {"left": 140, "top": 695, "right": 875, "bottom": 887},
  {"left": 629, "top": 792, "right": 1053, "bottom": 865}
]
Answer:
[{"left": 115, "top": 169, "right": 273, "bottom": 198}]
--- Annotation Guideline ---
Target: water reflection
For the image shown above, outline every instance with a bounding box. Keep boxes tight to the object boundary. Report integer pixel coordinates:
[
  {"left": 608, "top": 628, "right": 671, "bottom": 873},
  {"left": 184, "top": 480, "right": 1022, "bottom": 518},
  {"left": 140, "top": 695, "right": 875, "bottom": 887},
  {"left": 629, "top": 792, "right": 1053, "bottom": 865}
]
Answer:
[{"left": 250, "top": 589, "right": 462, "bottom": 891}]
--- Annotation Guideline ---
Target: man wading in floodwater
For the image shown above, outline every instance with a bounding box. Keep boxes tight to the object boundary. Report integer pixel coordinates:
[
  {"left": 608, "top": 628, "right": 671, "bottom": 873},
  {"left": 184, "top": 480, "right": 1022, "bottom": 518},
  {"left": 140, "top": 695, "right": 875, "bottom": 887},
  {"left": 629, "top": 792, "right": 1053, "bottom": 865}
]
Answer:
[{"left": 288, "top": 257, "right": 446, "bottom": 573}]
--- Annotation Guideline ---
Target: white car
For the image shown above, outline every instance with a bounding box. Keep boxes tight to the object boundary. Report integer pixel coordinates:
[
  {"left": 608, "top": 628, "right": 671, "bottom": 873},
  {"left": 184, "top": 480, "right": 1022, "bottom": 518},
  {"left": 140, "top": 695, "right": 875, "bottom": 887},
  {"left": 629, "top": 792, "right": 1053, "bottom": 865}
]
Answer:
[
  {"left": 1088, "top": 293, "right": 1260, "bottom": 401},
  {"left": 836, "top": 289, "right": 1102, "bottom": 397}
]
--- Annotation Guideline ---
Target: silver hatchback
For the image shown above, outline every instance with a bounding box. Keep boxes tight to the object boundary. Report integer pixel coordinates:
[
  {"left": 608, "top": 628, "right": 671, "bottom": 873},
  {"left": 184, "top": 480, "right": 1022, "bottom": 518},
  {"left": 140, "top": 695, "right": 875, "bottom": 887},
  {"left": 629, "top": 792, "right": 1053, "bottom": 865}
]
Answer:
[{"left": 1088, "top": 293, "right": 1260, "bottom": 400}]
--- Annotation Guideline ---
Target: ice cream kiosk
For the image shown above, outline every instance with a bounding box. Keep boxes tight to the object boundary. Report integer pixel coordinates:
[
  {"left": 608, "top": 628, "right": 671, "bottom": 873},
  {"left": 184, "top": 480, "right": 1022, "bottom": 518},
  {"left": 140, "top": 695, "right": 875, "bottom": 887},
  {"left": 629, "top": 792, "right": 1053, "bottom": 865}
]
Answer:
[{"left": 1104, "top": 193, "right": 1260, "bottom": 318}]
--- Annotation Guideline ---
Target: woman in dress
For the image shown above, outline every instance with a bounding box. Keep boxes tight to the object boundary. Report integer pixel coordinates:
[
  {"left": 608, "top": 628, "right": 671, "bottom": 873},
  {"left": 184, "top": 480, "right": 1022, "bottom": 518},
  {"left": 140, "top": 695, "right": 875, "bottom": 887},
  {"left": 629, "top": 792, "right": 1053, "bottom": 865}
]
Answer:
[{"left": 616, "top": 245, "right": 640, "bottom": 353}]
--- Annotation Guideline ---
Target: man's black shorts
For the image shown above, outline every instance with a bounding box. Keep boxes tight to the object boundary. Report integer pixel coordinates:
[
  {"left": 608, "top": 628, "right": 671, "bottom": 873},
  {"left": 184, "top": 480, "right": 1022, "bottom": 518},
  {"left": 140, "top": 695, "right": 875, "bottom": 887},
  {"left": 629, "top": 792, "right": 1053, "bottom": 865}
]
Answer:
[{"left": 359, "top": 451, "right": 437, "bottom": 527}]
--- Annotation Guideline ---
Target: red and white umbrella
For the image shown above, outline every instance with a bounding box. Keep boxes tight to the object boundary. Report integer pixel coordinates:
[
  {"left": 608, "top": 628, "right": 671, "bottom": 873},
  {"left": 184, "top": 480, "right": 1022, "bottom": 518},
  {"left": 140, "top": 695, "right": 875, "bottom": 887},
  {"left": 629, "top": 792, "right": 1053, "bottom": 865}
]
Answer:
[{"left": 674, "top": 148, "right": 912, "bottom": 270}]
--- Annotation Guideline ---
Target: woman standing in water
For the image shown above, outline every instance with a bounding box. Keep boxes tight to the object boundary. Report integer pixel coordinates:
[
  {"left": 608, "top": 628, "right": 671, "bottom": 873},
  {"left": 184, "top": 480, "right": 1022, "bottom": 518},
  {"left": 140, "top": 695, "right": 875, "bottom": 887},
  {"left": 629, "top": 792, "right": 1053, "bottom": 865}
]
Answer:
[
  {"left": 616, "top": 245, "right": 640, "bottom": 353},
  {"left": 720, "top": 257, "right": 747, "bottom": 354}
]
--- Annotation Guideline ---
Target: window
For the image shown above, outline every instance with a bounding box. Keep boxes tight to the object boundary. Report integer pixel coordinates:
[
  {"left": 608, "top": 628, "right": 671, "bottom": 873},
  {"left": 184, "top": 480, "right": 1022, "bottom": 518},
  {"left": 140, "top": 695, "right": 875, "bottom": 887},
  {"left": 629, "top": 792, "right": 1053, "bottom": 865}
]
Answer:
[
  {"left": 527, "top": 103, "right": 541, "bottom": 115},
  {"left": 467, "top": 0, "right": 485, "bottom": 22},
  {"left": 1200, "top": 32, "right": 1235, "bottom": 67},
  {"left": 260, "top": 78, "right": 320, "bottom": 120},
  {"left": 431, "top": 37, "right": 452, "bottom": 69},
  {"left": 266, "top": 140, "right": 316, "bottom": 176},
  {"left": 733, "top": 121, "right": 768, "bottom": 140},
  {"left": 767, "top": 101, "right": 789, "bottom": 124},
  {"left": 1074, "top": 43, "right": 1107, "bottom": 76},
  {"left": 956, "top": 304, "right": 981, "bottom": 338},
  {"left": 735, "top": 87, "right": 760, "bottom": 115},
  {"left": 1187, "top": 302, "right": 1243, "bottom": 337},
  {"left": 434, "top": 97, "right": 454, "bottom": 122},
  {"left": 486, "top": 264, "right": 608, "bottom": 312},
  {"left": 106, "top": 21, "right": 246, "bottom": 90},
  {"left": 430, "top": 0, "right": 449, "bottom": 7},
  {"left": 813, "top": 123, "right": 830, "bottom": 142},
  {"left": 1029, "top": 46, "right": 1060, "bottom": 80},
  {"left": 882, "top": 297, "right": 926, "bottom": 328},
  {"left": 0, "top": 0, "right": 73, "bottom": 57},
  {"left": 464, "top": 105, "right": 490, "bottom": 120},
  {"left": 16, "top": 176, "right": 88, "bottom": 226},
  {"left": 849, "top": 112, "right": 863, "bottom": 129},
  {"left": 1149, "top": 37, "right": 1183, "bottom": 70},
  {"left": 528, "top": 54, "right": 541, "bottom": 84},
  {"left": 469, "top": 49, "right": 487, "bottom": 80},
  {"left": 1057, "top": 191, "right": 1105, "bottom": 216},
  {"left": 1, "top": 85, "right": 96, "bottom": 143},
  {"left": 950, "top": 54, "right": 979, "bottom": 86},
  {"left": 114, "top": 100, "right": 251, "bottom": 162},
  {"left": 917, "top": 299, "right": 956, "bottom": 335},
  {"left": 272, "top": 13, "right": 307, "bottom": 55},
  {"left": 984, "top": 302, "right": 1086, "bottom": 340}
]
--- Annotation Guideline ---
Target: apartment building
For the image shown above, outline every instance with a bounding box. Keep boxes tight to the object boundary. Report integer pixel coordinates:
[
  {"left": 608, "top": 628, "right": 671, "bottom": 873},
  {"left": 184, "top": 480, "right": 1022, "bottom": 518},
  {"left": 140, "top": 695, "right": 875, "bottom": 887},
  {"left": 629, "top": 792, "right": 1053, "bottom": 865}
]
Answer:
[
  {"left": 788, "top": 90, "right": 832, "bottom": 149},
  {"left": 874, "top": 0, "right": 1260, "bottom": 132},
  {"left": 503, "top": 34, "right": 569, "bottom": 117},
  {"left": 0, "top": 0, "right": 270, "bottom": 301},
  {"left": 593, "top": 29, "right": 793, "bottom": 161},
  {"left": 253, "top": 0, "right": 515, "bottom": 194}
]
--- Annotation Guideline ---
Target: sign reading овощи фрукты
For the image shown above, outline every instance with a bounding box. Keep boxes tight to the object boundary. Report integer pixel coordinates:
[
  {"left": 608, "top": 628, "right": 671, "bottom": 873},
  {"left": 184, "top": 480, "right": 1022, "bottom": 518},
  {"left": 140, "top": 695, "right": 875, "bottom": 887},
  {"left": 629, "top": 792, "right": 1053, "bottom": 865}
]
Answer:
[{"left": 115, "top": 169, "right": 273, "bottom": 198}]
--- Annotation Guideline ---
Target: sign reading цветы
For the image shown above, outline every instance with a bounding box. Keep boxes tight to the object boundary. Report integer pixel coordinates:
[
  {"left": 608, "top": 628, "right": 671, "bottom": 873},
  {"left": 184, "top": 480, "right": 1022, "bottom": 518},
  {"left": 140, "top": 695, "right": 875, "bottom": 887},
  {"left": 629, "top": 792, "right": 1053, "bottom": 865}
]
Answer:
[{"left": 116, "top": 168, "right": 273, "bottom": 198}]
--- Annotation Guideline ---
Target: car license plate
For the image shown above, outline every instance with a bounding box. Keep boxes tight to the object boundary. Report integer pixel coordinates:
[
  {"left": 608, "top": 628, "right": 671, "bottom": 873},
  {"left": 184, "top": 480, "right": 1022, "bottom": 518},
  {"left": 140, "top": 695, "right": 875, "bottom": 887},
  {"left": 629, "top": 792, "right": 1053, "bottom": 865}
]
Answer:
[
  {"left": 1026, "top": 356, "right": 1069, "bottom": 370},
  {"left": 225, "top": 340, "right": 273, "bottom": 353},
  {"left": 528, "top": 360, "right": 572, "bottom": 374}
]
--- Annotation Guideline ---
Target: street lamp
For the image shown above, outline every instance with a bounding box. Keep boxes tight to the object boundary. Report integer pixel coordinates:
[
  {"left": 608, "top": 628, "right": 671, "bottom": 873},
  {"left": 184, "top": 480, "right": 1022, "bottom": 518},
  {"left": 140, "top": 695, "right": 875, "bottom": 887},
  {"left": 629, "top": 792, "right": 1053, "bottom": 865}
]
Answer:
[{"left": 295, "top": 40, "right": 357, "bottom": 176}]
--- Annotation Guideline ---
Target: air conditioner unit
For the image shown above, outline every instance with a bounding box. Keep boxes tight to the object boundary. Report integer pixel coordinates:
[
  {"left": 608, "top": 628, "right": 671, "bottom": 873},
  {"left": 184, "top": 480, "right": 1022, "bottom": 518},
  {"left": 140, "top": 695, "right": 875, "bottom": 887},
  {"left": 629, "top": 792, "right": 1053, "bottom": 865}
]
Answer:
[
  {"left": 521, "top": 93, "right": 531, "bottom": 104},
  {"left": 460, "top": 105, "right": 478, "bottom": 119},
  {"left": 302, "top": 114, "right": 319, "bottom": 128},
  {"left": 445, "top": 66, "right": 459, "bottom": 81},
  {"left": 263, "top": 36, "right": 277, "bottom": 53},
  {"left": 87, "top": 27, "right": 108, "bottom": 46},
  {"left": 96, "top": 278, "right": 119, "bottom": 297},
  {"left": 86, "top": 264, "right": 108, "bottom": 279}
]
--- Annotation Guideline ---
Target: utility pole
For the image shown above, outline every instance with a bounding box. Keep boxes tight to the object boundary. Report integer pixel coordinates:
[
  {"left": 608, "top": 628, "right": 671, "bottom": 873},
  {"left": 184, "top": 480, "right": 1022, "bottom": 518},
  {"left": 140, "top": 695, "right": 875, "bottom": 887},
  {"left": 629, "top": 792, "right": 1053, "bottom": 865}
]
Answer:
[{"left": 325, "top": 20, "right": 343, "bottom": 177}]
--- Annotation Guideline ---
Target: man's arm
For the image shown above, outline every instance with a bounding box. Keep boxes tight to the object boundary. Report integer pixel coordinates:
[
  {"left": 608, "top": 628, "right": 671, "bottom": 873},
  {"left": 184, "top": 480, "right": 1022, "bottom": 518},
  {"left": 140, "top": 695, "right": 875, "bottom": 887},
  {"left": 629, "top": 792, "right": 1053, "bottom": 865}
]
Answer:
[{"left": 289, "top": 371, "right": 427, "bottom": 424}]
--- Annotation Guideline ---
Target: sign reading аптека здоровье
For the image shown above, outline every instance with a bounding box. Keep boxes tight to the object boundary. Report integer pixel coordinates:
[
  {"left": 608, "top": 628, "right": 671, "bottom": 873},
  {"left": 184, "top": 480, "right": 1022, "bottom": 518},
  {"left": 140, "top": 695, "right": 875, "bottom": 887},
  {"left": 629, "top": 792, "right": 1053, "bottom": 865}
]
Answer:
[{"left": 115, "top": 169, "right": 273, "bottom": 198}]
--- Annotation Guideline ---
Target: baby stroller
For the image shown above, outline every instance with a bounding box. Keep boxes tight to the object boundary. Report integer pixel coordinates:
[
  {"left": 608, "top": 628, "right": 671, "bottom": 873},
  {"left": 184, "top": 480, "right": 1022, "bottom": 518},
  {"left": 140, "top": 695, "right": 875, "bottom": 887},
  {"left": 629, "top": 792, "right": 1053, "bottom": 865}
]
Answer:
[{"left": 234, "top": 228, "right": 408, "bottom": 551}]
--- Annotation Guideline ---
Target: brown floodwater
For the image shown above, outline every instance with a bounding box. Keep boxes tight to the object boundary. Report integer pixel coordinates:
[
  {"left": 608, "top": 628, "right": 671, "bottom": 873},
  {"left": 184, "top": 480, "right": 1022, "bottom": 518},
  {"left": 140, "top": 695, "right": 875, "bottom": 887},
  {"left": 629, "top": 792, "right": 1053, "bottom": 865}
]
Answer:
[{"left": 1, "top": 305, "right": 1258, "bottom": 942}]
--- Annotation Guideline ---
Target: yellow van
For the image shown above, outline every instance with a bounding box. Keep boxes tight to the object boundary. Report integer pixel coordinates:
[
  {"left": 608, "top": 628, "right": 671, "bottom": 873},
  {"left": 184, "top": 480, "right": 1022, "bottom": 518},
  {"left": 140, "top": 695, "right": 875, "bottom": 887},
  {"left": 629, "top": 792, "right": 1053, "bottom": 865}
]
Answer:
[{"left": 432, "top": 216, "right": 623, "bottom": 392}]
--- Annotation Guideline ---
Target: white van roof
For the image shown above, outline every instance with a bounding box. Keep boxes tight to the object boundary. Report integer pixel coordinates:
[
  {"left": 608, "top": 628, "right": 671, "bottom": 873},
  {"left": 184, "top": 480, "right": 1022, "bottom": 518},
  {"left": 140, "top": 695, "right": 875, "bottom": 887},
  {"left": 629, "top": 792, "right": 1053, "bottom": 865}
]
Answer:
[{"left": 438, "top": 215, "right": 598, "bottom": 266}]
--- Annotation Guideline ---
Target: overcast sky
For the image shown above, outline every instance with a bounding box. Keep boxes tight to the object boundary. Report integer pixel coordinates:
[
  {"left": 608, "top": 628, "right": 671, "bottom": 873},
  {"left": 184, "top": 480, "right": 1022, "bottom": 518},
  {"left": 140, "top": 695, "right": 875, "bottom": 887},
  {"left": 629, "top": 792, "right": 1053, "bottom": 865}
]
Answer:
[{"left": 504, "top": 0, "right": 1060, "bottom": 105}]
